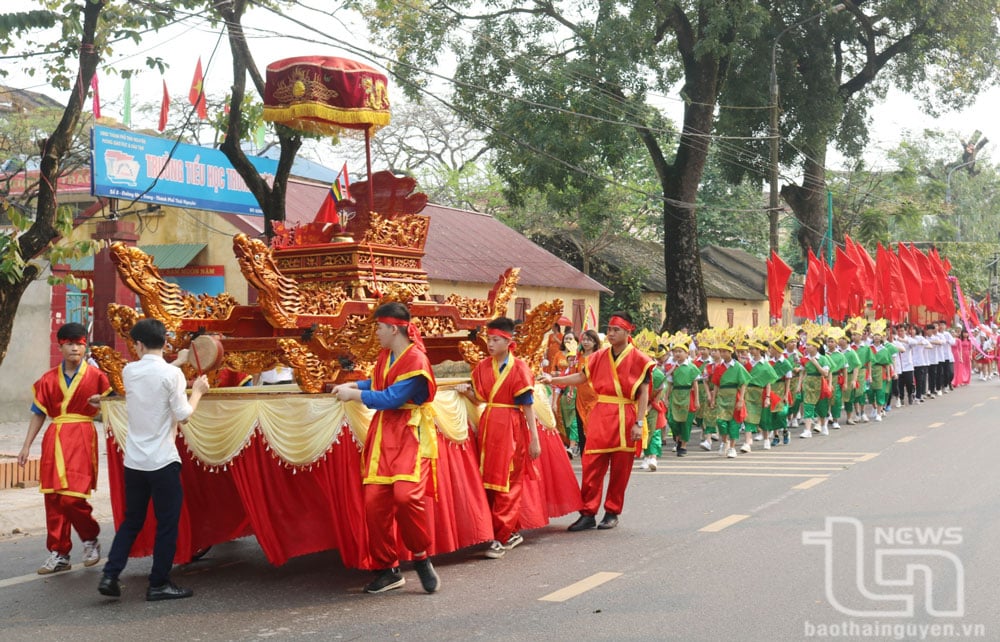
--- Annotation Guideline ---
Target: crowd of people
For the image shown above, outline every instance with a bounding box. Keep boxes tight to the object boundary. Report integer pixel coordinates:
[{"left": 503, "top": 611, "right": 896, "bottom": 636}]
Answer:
[{"left": 19, "top": 309, "right": 987, "bottom": 602}]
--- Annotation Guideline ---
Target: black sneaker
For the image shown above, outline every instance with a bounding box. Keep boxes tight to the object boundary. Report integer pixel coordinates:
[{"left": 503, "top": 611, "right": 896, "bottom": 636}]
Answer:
[
  {"left": 677, "top": 447, "right": 687, "bottom": 457},
  {"left": 567, "top": 513, "right": 597, "bottom": 532},
  {"left": 414, "top": 558, "right": 440, "bottom": 593},
  {"left": 146, "top": 581, "right": 193, "bottom": 601},
  {"left": 364, "top": 567, "right": 404, "bottom": 594}
]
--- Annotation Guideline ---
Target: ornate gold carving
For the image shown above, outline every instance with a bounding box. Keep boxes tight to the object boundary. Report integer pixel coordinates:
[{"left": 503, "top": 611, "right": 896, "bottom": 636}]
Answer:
[
  {"left": 108, "top": 243, "right": 238, "bottom": 332},
  {"left": 277, "top": 339, "right": 340, "bottom": 394},
  {"left": 270, "top": 66, "right": 340, "bottom": 105},
  {"left": 297, "top": 282, "right": 350, "bottom": 316},
  {"left": 106, "top": 303, "right": 140, "bottom": 361},
  {"left": 444, "top": 268, "right": 521, "bottom": 320},
  {"left": 458, "top": 339, "right": 487, "bottom": 369},
  {"left": 360, "top": 212, "right": 430, "bottom": 249},
  {"left": 223, "top": 351, "right": 280, "bottom": 375},
  {"left": 413, "top": 316, "right": 457, "bottom": 337},
  {"left": 91, "top": 345, "right": 127, "bottom": 395},
  {"left": 515, "top": 299, "right": 564, "bottom": 376},
  {"left": 232, "top": 233, "right": 302, "bottom": 328}
]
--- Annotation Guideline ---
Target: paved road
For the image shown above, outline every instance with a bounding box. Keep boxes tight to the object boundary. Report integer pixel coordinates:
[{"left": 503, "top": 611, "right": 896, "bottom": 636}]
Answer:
[{"left": 0, "top": 385, "right": 996, "bottom": 641}]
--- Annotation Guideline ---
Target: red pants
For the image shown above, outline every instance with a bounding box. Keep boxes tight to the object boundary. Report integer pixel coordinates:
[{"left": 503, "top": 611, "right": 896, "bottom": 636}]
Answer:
[
  {"left": 45, "top": 492, "right": 100, "bottom": 555},
  {"left": 580, "top": 451, "right": 634, "bottom": 516},
  {"left": 364, "top": 463, "right": 432, "bottom": 570},
  {"left": 486, "top": 446, "right": 527, "bottom": 543}
]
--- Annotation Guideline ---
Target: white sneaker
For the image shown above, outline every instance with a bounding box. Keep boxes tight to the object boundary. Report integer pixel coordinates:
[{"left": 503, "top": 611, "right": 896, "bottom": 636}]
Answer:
[
  {"left": 726, "top": 447, "right": 737, "bottom": 458},
  {"left": 937, "top": 391, "right": 943, "bottom": 397},
  {"left": 38, "top": 551, "right": 71, "bottom": 575},
  {"left": 799, "top": 429, "right": 812, "bottom": 439},
  {"left": 832, "top": 422, "right": 841, "bottom": 430},
  {"left": 648, "top": 457, "right": 658, "bottom": 472},
  {"left": 671, "top": 444, "right": 677, "bottom": 452},
  {"left": 820, "top": 425, "right": 829, "bottom": 436},
  {"left": 699, "top": 440, "right": 712, "bottom": 451},
  {"left": 485, "top": 540, "right": 506, "bottom": 559},
  {"left": 504, "top": 532, "right": 524, "bottom": 550},
  {"left": 710, "top": 433, "right": 719, "bottom": 441},
  {"left": 719, "top": 442, "right": 728, "bottom": 455},
  {"left": 640, "top": 458, "right": 650, "bottom": 471},
  {"left": 874, "top": 414, "right": 882, "bottom": 422},
  {"left": 763, "top": 439, "right": 771, "bottom": 450},
  {"left": 790, "top": 417, "right": 799, "bottom": 428},
  {"left": 82, "top": 539, "right": 100, "bottom": 567},
  {"left": 753, "top": 433, "right": 763, "bottom": 441},
  {"left": 740, "top": 443, "right": 751, "bottom": 453},
  {"left": 861, "top": 413, "right": 870, "bottom": 423},
  {"left": 895, "top": 400, "right": 902, "bottom": 408}
]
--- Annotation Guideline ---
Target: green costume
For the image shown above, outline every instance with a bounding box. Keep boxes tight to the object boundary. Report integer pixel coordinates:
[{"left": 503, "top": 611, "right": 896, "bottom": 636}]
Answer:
[
  {"left": 644, "top": 366, "right": 667, "bottom": 457},
  {"left": 715, "top": 360, "right": 751, "bottom": 440},
  {"left": 801, "top": 353, "right": 831, "bottom": 419},
  {"left": 853, "top": 344, "right": 872, "bottom": 406},
  {"left": 868, "top": 343, "right": 899, "bottom": 405},
  {"left": 825, "top": 350, "right": 848, "bottom": 420},
  {"left": 667, "top": 361, "right": 700, "bottom": 442},
  {"left": 744, "top": 359, "right": 778, "bottom": 433},
  {"left": 766, "top": 355, "right": 793, "bottom": 433}
]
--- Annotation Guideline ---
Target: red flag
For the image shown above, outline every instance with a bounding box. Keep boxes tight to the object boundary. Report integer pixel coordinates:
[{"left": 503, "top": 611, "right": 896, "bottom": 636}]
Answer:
[
  {"left": 896, "top": 242, "right": 923, "bottom": 309},
  {"left": 90, "top": 73, "right": 101, "bottom": 119},
  {"left": 313, "top": 186, "right": 340, "bottom": 226},
  {"left": 875, "top": 243, "right": 907, "bottom": 322},
  {"left": 823, "top": 259, "right": 840, "bottom": 320},
  {"left": 833, "top": 245, "right": 861, "bottom": 316},
  {"left": 845, "top": 234, "right": 876, "bottom": 302},
  {"left": 795, "top": 248, "right": 824, "bottom": 319},
  {"left": 929, "top": 248, "right": 956, "bottom": 318},
  {"left": 913, "top": 247, "right": 940, "bottom": 313},
  {"left": 189, "top": 57, "right": 207, "bottom": 120},
  {"left": 767, "top": 250, "right": 793, "bottom": 320},
  {"left": 158, "top": 80, "right": 170, "bottom": 132}
]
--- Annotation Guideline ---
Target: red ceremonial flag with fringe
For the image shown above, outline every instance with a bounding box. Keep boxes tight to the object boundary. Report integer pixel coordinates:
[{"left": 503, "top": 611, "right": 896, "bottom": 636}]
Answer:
[
  {"left": 189, "top": 57, "right": 207, "bottom": 120},
  {"left": 158, "top": 80, "right": 170, "bottom": 132},
  {"left": 896, "top": 242, "right": 923, "bottom": 309},
  {"left": 767, "top": 250, "right": 793, "bottom": 320}
]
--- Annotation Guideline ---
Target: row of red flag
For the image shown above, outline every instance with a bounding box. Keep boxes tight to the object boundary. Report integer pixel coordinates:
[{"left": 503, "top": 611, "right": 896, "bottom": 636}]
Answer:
[
  {"left": 767, "top": 235, "right": 957, "bottom": 323},
  {"left": 90, "top": 57, "right": 207, "bottom": 131}
]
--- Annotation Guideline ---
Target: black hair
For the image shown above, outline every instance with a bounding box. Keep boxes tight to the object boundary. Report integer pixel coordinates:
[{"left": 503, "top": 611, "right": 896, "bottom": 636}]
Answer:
[
  {"left": 579, "top": 329, "right": 601, "bottom": 352},
  {"left": 129, "top": 318, "right": 167, "bottom": 349},
  {"left": 57, "top": 322, "right": 88, "bottom": 341},
  {"left": 487, "top": 316, "right": 516, "bottom": 335},
  {"left": 374, "top": 301, "right": 410, "bottom": 322},
  {"left": 608, "top": 310, "right": 633, "bottom": 324},
  {"left": 770, "top": 339, "right": 786, "bottom": 350}
]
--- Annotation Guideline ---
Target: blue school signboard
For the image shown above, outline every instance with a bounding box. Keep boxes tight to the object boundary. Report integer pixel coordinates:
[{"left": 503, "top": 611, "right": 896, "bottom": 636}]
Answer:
[{"left": 90, "top": 125, "right": 277, "bottom": 216}]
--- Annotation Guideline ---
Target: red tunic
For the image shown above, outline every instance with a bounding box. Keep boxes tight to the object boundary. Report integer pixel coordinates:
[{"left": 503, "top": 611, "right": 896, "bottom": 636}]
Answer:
[
  {"left": 583, "top": 345, "right": 654, "bottom": 454},
  {"left": 471, "top": 356, "right": 534, "bottom": 492},
  {"left": 32, "top": 361, "right": 111, "bottom": 498},
  {"left": 361, "top": 345, "right": 437, "bottom": 485}
]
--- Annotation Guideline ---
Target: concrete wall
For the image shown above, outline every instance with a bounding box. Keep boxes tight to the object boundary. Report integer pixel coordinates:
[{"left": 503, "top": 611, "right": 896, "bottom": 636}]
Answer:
[
  {"left": 0, "top": 278, "right": 53, "bottom": 421},
  {"left": 707, "top": 297, "right": 767, "bottom": 329}
]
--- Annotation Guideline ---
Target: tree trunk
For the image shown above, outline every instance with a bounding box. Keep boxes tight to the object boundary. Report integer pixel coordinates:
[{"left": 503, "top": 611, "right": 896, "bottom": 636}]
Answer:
[
  {"left": 0, "top": 1, "right": 102, "bottom": 367},
  {"left": 781, "top": 143, "right": 829, "bottom": 261}
]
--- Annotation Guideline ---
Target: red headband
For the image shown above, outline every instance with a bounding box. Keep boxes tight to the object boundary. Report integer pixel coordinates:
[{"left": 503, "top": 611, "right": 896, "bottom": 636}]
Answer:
[
  {"left": 376, "top": 316, "right": 425, "bottom": 352},
  {"left": 58, "top": 337, "right": 87, "bottom": 346},
  {"left": 487, "top": 327, "right": 516, "bottom": 352},
  {"left": 608, "top": 316, "right": 635, "bottom": 333}
]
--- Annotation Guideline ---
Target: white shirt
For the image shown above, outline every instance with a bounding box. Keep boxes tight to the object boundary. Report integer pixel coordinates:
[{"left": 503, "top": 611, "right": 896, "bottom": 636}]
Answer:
[
  {"left": 259, "top": 366, "right": 294, "bottom": 384},
  {"left": 122, "top": 354, "right": 193, "bottom": 471},
  {"left": 893, "top": 339, "right": 913, "bottom": 371},
  {"left": 908, "top": 335, "right": 929, "bottom": 367}
]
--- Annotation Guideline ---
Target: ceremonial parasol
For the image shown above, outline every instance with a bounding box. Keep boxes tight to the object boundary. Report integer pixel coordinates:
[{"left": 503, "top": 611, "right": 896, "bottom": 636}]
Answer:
[{"left": 262, "top": 56, "right": 390, "bottom": 213}]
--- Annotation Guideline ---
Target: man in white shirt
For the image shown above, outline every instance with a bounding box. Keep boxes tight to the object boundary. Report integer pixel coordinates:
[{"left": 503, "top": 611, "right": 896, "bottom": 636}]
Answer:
[{"left": 98, "top": 319, "right": 209, "bottom": 602}]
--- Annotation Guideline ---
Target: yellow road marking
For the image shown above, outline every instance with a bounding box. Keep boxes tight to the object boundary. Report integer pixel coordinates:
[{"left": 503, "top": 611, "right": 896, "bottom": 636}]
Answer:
[
  {"left": 929, "top": 422, "right": 944, "bottom": 428},
  {"left": 973, "top": 403, "right": 985, "bottom": 408},
  {"left": 896, "top": 436, "right": 917, "bottom": 443},
  {"left": 793, "top": 477, "right": 828, "bottom": 490},
  {"left": 700, "top": 514, "right": 750, "bottom": 532},
  {"left": 856, "top": 453, "right": 879, "bottom": 462},
  {"left": 652, "top": 471, "right": 829, "bottom": 478},
  {"left": 655, "top": 465, "right": 844, "bottom": 471},
  {"left": 539, "top": 572, "right": 622, "bottom": 602},
  {"left": 953, "top": 411, "right": 967, "bottom": 416},
  {"left": 0, "top": 565, "right": 95, "bottom": 589}
]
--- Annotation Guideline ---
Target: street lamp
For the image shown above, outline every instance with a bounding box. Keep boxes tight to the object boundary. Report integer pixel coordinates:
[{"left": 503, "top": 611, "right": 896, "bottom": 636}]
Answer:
[
  {"left": 947, "top": 159, "right": 977, "bottom": 241},
  {"left": 768, "top": 3, "right": 848, "bottom": 254}
]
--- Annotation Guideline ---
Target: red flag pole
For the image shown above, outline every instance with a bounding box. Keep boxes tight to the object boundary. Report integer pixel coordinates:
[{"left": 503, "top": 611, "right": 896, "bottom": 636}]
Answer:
[{"left": 365, "top": 126, "right": 375, "bottom": 214}]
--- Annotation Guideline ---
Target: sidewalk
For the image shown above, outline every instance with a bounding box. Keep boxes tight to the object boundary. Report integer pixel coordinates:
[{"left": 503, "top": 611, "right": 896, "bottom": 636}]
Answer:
[{"left": 0, "top": 421, "right": 113, "bottom": 540}]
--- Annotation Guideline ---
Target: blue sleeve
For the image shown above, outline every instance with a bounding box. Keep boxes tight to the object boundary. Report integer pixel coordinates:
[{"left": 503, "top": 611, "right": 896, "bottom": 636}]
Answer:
[
  {"left": 357, "top": 379, "right": 372, "bottom": 392},
  {"left": 514, "top": 390, "right": 534, "bottom": 405},
  {"left": 30, "top": 403, "right": 44, "bottom": 416},
  {"left": 360, "top": 377, "right": 429, "bottom": 410}
]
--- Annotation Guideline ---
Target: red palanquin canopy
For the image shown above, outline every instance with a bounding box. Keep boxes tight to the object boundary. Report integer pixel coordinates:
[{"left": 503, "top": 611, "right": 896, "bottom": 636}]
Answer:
[{"left": 262, "top": 56, "right": 390, "bottom": 136}]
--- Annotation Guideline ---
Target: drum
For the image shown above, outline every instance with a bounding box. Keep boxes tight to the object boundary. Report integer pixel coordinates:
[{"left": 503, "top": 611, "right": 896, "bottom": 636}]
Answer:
[{"left": 190, "top": 334, "right": 225, "bottom": 374}]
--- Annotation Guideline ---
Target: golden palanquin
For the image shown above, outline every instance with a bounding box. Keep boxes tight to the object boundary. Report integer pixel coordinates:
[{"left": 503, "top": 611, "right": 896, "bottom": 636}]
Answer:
[{"left": 92, "top": 171, "right": 563, "bottom": 393}]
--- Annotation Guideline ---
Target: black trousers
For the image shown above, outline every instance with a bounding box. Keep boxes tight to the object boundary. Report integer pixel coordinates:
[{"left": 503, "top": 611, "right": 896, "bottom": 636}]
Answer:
[
  {"left": 102, "top": 462, "right": 183, "bottom": 587},
  {"left": 942, "top": 361, "right": 954, "bottom": 389},
  {"left": 914, "top": 365, "right": 928, "bottom": 399},
  {"left": 897, "top": 370, "right": 915, "bottom": 403}
]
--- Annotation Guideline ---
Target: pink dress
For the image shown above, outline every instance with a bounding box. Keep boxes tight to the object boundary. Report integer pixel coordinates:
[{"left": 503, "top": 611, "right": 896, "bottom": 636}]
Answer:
[{"left": 952, "top": 338, "right": 972, "bottom": 386}]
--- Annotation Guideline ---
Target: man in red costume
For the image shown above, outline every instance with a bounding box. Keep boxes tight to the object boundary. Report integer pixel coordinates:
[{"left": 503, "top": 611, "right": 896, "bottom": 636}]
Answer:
[
  {"left": 541, "top": 311, "right": 652, "bottom": 531},
  {"left": 457, "top": 317, "right": 541, "bottom": 559},
  {"left": 18, "top": 322, "right": 112, "bottom": 574},
  {"left": 333, "top": 302, "right": 440, "bottom": 594}
]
